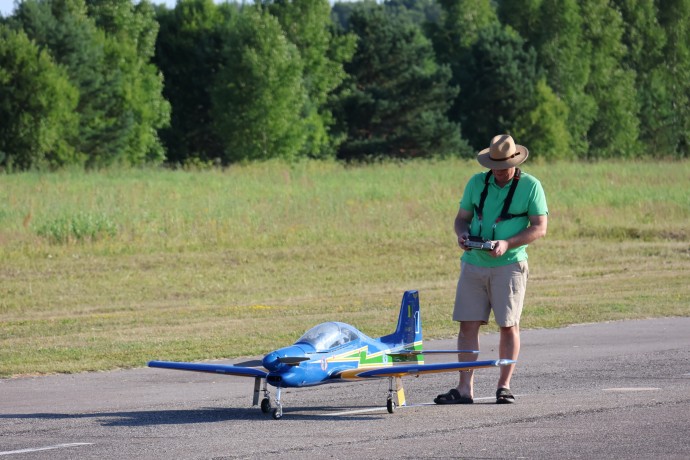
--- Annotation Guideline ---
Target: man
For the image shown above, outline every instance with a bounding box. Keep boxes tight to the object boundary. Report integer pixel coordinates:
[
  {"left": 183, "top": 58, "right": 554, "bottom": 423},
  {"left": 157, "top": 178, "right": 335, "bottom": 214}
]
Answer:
[{"left": 435, "top": 134, "right": 548, "bottom": 405}]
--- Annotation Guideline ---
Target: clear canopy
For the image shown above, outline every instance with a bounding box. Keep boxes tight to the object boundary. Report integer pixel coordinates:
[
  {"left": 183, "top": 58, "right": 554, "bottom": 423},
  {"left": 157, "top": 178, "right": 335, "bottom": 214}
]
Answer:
[{"left": 296, "top": 322, "right": 361, "bottom": 352}]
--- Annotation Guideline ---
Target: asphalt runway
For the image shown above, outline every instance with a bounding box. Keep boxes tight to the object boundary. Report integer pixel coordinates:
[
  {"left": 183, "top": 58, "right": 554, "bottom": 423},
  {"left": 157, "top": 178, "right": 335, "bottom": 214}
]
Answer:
[{"left": 2, "top": 317, "right": 689, "bottom": 459}]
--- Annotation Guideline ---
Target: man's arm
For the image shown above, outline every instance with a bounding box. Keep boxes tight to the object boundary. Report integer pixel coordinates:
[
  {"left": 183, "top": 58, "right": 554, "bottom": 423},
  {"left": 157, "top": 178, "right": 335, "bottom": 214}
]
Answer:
[
  {"left": 492, "top": 214, "right": 548, "bottom": 257},
  {"left": 454, "top": 208, "right": 474, "bottom": 251}
]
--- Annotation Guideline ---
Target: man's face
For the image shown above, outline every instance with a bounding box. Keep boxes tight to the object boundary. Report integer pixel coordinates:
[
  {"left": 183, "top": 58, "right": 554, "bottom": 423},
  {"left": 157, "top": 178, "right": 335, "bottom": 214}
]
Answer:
[{"left": 491, "top": 167, "right": 516, "bottom": 184}]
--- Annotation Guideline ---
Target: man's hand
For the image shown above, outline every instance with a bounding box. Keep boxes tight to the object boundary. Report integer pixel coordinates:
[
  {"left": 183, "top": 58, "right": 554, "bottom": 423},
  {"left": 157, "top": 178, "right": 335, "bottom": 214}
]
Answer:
[
  {"left": 458, "top": 232, "right": 472, "bottom": 251},
  {"left": 489, "top": 240, "right": 509, "bottom": 257},
  {"left": 490, "top": 215, "right": 548, "bottom": 257}
]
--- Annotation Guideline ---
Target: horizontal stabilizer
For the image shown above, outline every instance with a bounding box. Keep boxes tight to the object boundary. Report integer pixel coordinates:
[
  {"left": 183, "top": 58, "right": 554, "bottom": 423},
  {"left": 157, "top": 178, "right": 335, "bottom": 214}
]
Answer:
[
  {"left": 148, "top": 360, "right": 267, "bottom": 378},
  {"left": 337, "top": 359, "right": 515, "bottom": 380},
  {"left": 389, "top": 349, "right": 480, "bottom": 357}
]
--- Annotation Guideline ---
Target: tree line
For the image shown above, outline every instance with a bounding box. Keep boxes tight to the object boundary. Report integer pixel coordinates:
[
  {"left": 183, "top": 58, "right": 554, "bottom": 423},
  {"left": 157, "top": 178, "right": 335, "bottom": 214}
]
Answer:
[{"left": 1, "top": 0, "right": 688, "bottom": 171}]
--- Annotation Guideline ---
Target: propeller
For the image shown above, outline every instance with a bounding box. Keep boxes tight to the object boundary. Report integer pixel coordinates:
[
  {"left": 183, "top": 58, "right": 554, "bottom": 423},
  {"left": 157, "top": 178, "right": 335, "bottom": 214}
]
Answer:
[{"left": 277, "top": 356, "right": 311, "bottom": 365}]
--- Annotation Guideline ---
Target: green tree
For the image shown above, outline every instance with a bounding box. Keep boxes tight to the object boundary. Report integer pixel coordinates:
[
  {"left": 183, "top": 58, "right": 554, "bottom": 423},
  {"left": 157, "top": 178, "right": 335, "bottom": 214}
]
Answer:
[
  {"left": 513, "top": 79, "right": 572, "bottom": 161},
  {"left": 211, "top": 6, "right": 307, "bottom": 162},
  {"left": 657, "top": 0, "right": 690, "bottom": 156},
  {"left": 494, "top": 0, "right": 541, "bottom": 33},
  {"left": 86, "top": 0, "right": 171, "bottom": 164},
  {"left": 384, "top": 0, "right": 441, "bottom": 25},
  {"left": 613, "top": 0, "right": 675, "bottom": 154},
  {"left": 331, "top": 4, "right": 468, "bottom": 160},
  {"left": 264, "top": 0, "right": 356, "bottom": 158},
  {"left": 427, "top": 0, "right": 499, "bottom": 123},
  {"left": 580, "top": 0, "right": 640, "bottom": 158},
  {"left": 154, "top": 0, "right": 238, "bottom": 164},
  {"left": 454, "top": 24, "right": 542, "bottom": 151},
  {"left": 10, "top": 0, "right": 168, "bottom": 167},
  {"left": 499, "top": 0, "right": 596, "bottom": 157},
  {"left": 430, "top": 0, "right": 498, "bottom": 52},
  {"left": 0, "top": 24, "right": 80, "bottom": 170},
  {"left": 11, "top": 0, "right": 116, "bottom": 163}
]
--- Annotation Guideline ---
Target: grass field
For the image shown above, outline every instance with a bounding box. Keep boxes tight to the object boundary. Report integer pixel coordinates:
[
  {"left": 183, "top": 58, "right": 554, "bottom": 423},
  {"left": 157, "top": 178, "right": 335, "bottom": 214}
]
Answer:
[{"left": 1, "top": 159, "right": 688, "bottom": 377}]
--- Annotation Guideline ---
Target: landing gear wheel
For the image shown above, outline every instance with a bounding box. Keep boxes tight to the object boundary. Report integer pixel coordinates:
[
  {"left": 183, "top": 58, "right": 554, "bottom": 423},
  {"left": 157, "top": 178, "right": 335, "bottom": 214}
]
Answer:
[
  {"left": 260, "top": 398, "right": 271, "bottom": 414},
  {"left": 272, "top": 407, "right": 283, "bottom": 420},
  {"left": 387, "top": 398, "right": 396, "bottom": 414}
]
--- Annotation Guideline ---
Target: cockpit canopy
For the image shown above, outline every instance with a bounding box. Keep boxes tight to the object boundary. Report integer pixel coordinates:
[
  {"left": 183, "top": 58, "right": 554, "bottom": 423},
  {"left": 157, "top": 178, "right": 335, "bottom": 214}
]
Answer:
[{"left": 296, "top": 322, "right": 361, "bottom": 352}]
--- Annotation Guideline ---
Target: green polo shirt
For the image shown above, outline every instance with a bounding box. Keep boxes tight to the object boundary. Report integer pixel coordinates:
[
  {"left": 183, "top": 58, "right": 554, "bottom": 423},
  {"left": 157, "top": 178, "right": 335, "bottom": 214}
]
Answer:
[{"left": 459, "top": 170, "right": 548, "bottom": 267}]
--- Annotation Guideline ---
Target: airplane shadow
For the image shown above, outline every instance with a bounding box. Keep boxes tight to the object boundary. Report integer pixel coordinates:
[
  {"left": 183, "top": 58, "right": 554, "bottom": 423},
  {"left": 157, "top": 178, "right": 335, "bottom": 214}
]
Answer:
[{"left": 0, "top": 405, "right": 383, "bottom": 426}]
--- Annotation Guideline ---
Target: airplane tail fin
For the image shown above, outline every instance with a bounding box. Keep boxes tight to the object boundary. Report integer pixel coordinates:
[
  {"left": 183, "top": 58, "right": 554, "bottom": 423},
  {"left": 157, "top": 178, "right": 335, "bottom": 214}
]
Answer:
[{"left": 379, "top": 290, "right": 422, "bottom": 348}]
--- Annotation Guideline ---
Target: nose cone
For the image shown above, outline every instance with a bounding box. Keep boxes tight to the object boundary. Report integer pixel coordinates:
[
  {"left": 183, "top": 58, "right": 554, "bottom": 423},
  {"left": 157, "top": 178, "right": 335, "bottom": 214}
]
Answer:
[
  {"left": 262, "top": 351, "right": 283, "bottom": 372},
  {"left": 262, "top": 345, "right": 309, "bottom": 372}
]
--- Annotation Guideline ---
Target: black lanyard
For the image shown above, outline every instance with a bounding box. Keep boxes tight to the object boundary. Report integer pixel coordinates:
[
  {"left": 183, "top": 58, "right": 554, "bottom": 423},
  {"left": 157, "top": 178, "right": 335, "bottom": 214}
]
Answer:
[{"left": 473, "top": 168, "right": 527, "bottom": 239}]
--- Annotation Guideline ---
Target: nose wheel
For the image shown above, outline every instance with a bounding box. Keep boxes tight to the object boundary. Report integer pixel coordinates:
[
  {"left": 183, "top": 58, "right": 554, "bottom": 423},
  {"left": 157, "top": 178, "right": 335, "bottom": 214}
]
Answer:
[
  {"left": 272, "top": 387, "right": 283, "bottom": 419},
  {"left": 272, "top": 406, "right": 283, "bottom": 419}
]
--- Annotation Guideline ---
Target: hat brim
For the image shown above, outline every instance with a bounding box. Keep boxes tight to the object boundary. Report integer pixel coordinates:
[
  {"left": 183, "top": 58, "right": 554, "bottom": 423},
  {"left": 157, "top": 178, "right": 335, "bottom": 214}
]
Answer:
[{"left": 477, "top": 145, "right": 529, "bottom": 169}]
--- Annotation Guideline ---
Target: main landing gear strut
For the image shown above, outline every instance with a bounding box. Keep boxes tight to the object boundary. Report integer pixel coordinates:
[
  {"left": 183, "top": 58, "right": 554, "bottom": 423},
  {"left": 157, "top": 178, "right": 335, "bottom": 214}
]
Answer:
[
  {"left": 387, "top": 376, "right": 406, "bottom": 414},
  {"left": 254, "top": 376, "right": 406, "bottom": 419}
]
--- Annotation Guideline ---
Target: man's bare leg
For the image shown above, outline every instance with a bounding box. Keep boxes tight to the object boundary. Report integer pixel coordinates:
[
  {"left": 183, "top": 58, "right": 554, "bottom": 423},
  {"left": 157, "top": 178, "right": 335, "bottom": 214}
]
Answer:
[
  {"left": 497, "top": 324, "right": 520, "bottom": 390},
  {"left": 457, "top": 321, "right": 481, "bottom": 398}
]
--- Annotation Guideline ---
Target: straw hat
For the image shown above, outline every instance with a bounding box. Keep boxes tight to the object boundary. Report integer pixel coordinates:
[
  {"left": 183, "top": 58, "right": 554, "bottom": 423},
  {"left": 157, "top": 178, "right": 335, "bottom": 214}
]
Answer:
[{"left": 477, "top": 134, "right": 529, "bottom": 169}]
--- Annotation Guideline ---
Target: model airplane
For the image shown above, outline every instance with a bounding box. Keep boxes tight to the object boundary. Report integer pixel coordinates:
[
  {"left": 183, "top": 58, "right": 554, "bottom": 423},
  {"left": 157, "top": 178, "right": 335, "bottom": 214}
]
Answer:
[{"left": 149, "top": 290, "right": 514, "bottom": 419}]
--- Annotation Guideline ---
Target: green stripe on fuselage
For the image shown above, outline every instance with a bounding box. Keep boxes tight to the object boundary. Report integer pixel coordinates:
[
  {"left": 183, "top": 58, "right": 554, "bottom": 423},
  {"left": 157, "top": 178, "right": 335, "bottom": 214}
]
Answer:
[{"left": 328, "top": 342, "right": 424, "bottom": 366}]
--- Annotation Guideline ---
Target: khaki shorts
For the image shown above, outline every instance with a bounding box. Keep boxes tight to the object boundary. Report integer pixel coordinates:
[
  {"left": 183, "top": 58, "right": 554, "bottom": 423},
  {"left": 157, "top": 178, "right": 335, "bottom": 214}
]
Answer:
[{"left": 453, "top": 260, "right": 529, "bottom": 327}]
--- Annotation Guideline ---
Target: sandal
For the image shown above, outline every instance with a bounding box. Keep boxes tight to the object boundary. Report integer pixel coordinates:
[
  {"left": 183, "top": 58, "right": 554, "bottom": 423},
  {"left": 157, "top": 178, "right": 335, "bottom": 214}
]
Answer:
[
  {"left": 434, "top": 388, "right": 474, "bottom": 405},
  {"left": 496, "top": 387, "right": 515, "bottom": 404}
]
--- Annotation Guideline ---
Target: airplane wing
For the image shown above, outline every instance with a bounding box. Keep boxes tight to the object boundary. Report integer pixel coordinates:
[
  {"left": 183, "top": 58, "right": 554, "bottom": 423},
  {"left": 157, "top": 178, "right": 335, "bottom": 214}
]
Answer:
[
  {"left": 148, "top": 360, "right": 268, "bottom": 378},
  {"left": 335, "top": 359, "right": 515, "bottom": 380}
]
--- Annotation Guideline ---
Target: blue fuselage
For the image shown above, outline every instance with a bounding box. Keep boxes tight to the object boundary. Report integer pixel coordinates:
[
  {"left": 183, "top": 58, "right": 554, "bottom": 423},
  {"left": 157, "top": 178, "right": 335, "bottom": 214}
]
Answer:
[{"left": 261, "top": 340, "right": 382, "bottom": 388}]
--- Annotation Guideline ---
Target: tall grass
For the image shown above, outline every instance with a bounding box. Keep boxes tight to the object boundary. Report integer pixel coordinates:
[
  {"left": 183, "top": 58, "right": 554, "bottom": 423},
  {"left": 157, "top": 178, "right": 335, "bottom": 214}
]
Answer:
[
  {"left": 3, "top": 160, "right": 687, "bottom": 253},
  {"left": 1, "top": 159, "right": 688, "bottom": 377}
]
